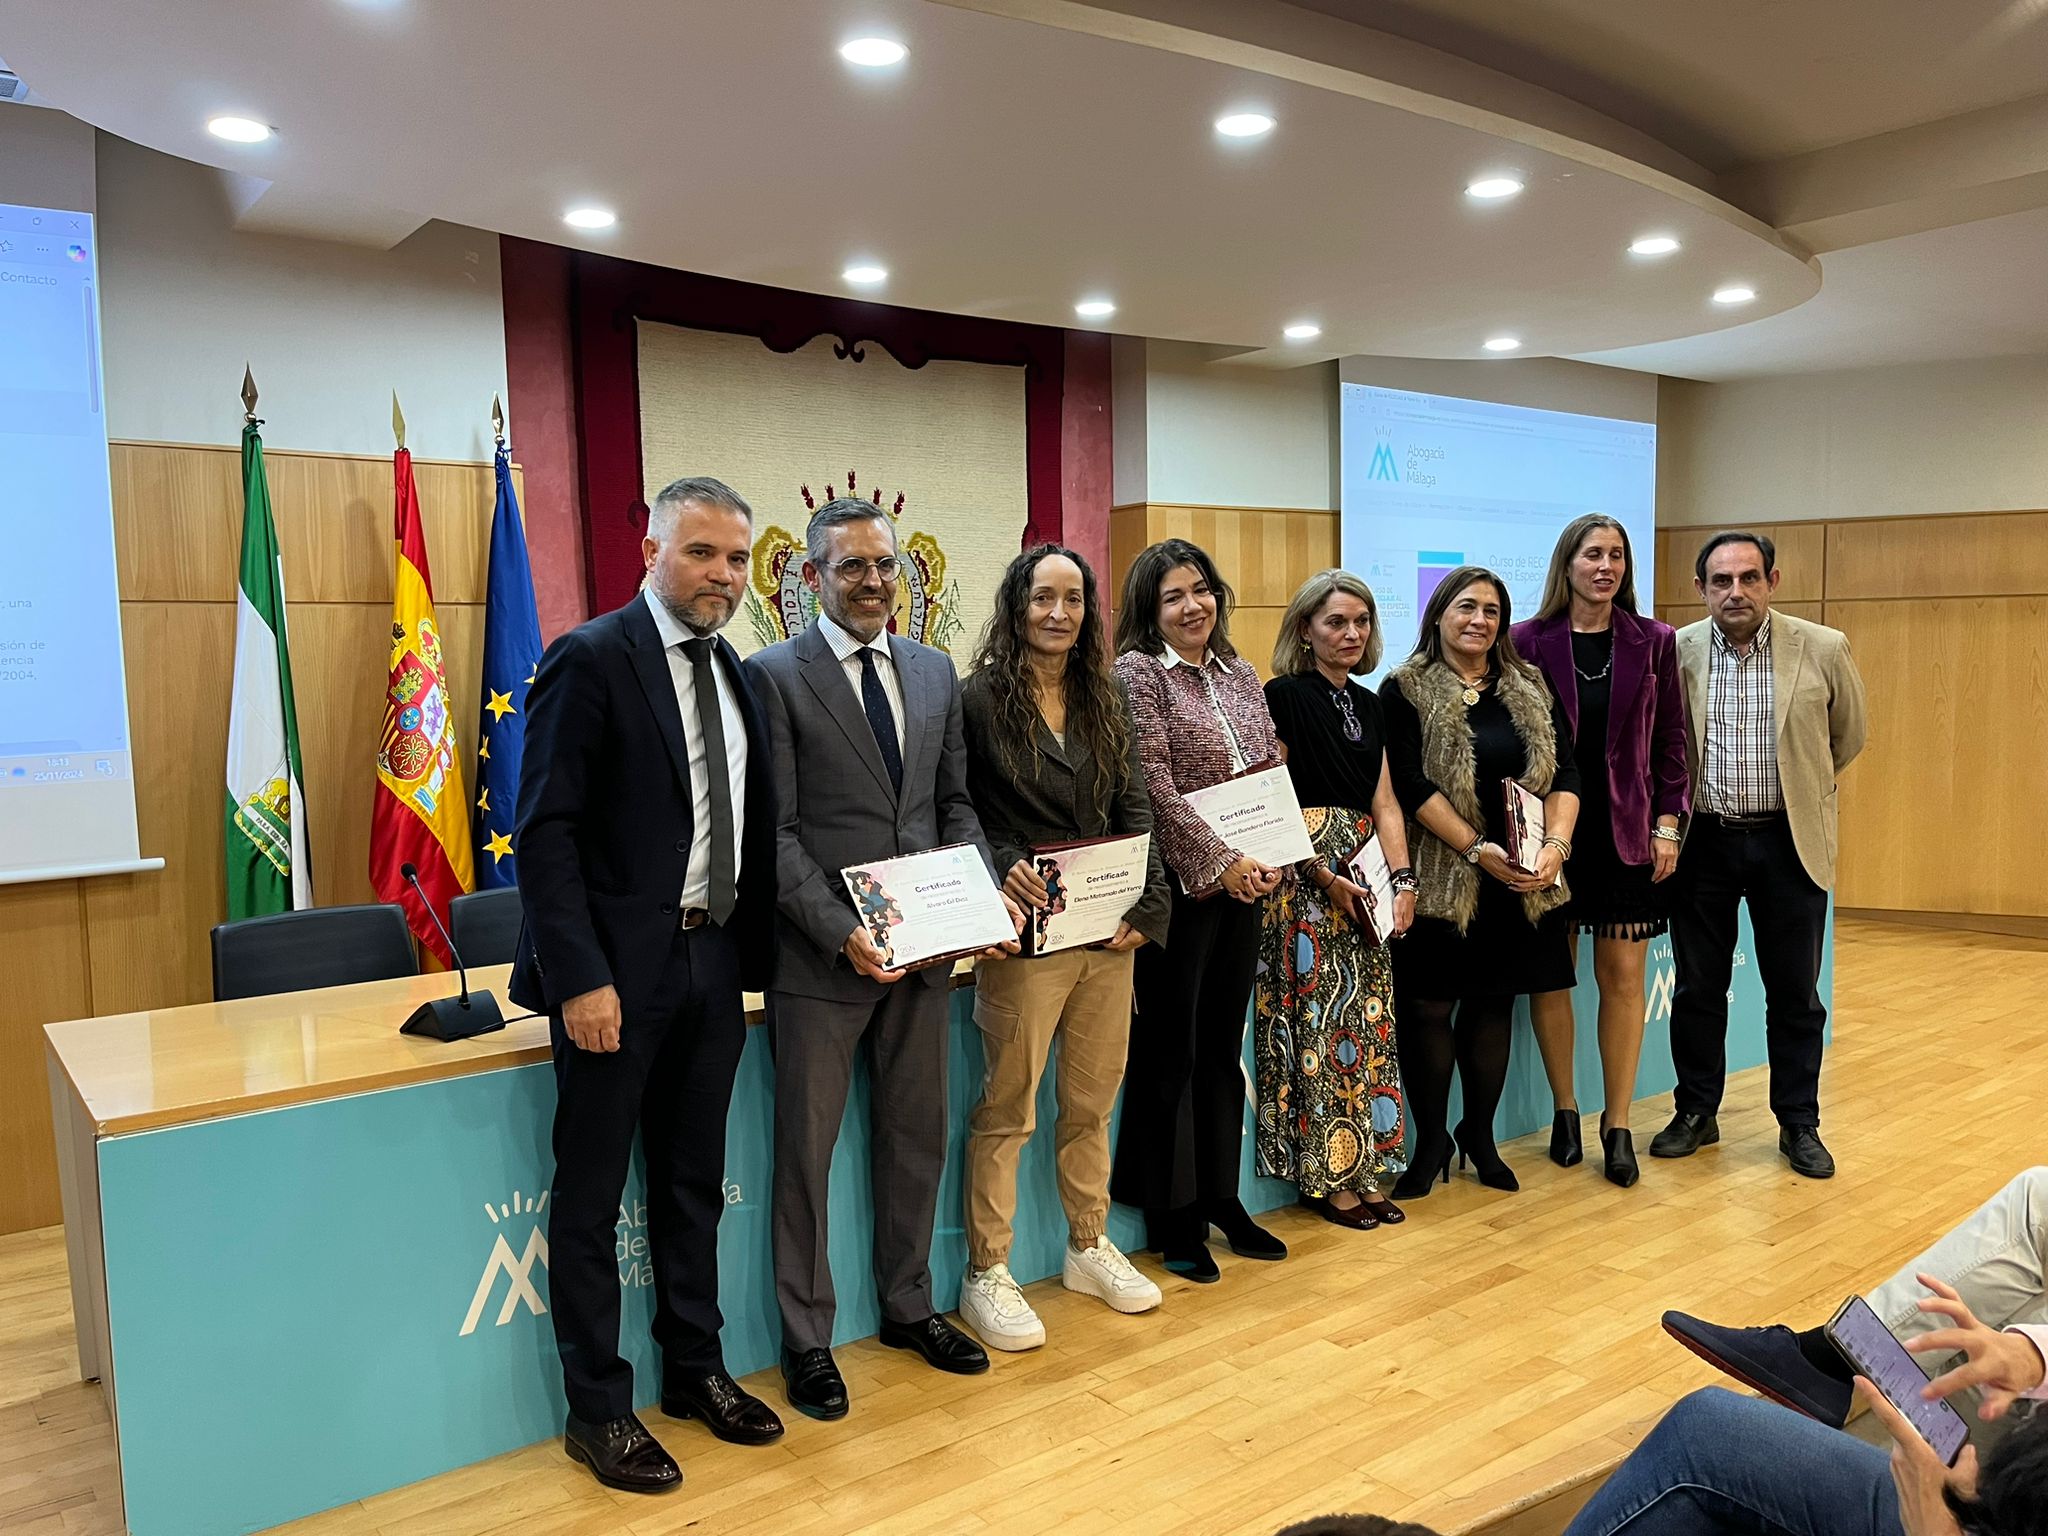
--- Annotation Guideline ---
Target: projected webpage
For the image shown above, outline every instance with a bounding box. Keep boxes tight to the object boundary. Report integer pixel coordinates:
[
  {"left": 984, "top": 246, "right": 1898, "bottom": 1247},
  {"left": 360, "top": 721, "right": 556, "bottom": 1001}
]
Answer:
[
  {"left": 0, "top": 201, "right": 149, "bottom": 882},
  {"left": 1339, "top": 384, "right": 1655, "bottom": 681}
]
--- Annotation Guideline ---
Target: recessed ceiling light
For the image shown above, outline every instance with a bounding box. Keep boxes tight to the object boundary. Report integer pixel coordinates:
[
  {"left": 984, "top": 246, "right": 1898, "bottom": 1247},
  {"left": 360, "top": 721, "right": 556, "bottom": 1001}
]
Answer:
[
  {"left": 1629, "top": 234, "right": 1681, "bottom": 256},
  {"left": 843, "top": 264, "right": 888, "bottom": 286},
  {"left": 1215, "top": 112, "right": 1276, "bottom": 139},
  {"left": 1712, "top": 285, "right": 1757, "bottom": 305},
  {"left": 1283, "top": 322, "right": 1322, "bottom": 341},
  {"left": 1074, "top": 299, "right": 1116, "bottom": 320},
  {"left": 1465, "top": 175, "right": 1524, "bottom": 201},
  {"left": 1482, "top": 336, "right": 1522, "bottom": 352},
  {"left": 840, "top": 37, "right": 907, "bottom": 67},
  {"left": 562, "top": 206, "right": 617, "bottom": 231},
  {"left": 207, "top": 116, "right": 272, "bottom": 144}
]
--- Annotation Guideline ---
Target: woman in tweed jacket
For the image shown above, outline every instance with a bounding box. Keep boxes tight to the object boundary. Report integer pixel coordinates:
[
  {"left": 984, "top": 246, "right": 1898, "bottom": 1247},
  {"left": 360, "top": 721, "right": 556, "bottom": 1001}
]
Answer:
[{"left": 1109, "top": 538, "right": 1288, "bottom": 1284}]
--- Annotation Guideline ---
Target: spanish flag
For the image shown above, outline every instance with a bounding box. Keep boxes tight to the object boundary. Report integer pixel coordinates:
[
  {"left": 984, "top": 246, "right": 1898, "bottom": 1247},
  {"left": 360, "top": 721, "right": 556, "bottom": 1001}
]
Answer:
[{"left": 369, "top": 443, "right": 474, "bottom": 963}]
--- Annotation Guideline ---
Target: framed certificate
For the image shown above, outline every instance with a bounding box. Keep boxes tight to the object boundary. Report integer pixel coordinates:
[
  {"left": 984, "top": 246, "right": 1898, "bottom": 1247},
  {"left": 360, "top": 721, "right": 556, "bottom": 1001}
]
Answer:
[
  {"left": 1021, "top": 833, "right": 1150, "bottom": 957},
  {"left": 1342, "top": 831, "right": 1399, "bottom": 947},
  {"left": 840, "top": 843, "right": 1015, "bottom": 970},
  {"left": 1501, "top": 778, "right": 1562, "bottom": 885},
  {"left": 1179, "top": 763, "right": 1315, "bottom": 895}
]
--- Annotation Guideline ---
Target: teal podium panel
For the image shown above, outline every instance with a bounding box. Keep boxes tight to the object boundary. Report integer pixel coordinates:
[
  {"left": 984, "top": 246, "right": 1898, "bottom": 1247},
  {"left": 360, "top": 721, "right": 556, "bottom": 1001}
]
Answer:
[{"left": 97, "top": 905, "right": 1814, "bottom": 1534}]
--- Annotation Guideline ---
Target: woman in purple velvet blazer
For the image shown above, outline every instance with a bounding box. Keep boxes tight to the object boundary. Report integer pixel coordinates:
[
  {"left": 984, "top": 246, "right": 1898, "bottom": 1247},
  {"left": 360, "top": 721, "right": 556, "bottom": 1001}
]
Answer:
[{"left": 1511, "top": 514, "right": 1689, "bottom": 1190}]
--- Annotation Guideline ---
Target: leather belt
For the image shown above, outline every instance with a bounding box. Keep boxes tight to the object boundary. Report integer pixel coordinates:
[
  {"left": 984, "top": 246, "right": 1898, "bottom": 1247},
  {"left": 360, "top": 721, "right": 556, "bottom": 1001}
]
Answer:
[
  {"left": 1700, "top": 810, "right": 1780, "bottom": 829},
  {"left": 679, "top": 907, "right": 712, "bottom": 930}
]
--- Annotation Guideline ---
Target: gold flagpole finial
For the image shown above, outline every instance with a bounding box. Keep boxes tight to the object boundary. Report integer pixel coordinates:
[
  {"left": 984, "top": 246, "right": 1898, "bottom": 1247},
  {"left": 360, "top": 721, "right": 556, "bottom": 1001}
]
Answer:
[
  {"left": 391, "top": 391, "right": 407, "bottom": 451},
  {"left": 241, "top": 365, "right": 260, "bottom": 423},
  {"left": 490, "top": 393, "right": 506, "bottom": 449}
]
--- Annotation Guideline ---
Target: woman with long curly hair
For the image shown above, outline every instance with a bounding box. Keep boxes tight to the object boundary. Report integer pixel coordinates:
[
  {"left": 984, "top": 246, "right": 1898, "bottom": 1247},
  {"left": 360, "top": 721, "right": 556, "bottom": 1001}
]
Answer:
[{"left": 957, "top": 543, "right": 1171, "bottom": 1351}]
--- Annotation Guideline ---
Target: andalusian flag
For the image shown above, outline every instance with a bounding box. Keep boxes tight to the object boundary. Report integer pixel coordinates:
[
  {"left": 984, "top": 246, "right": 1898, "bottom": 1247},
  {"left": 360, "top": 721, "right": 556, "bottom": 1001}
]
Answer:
[
  {"left": 224, "top": 414, "right": 310, "bottom": 919},
  {"left": 472, "top": 441, "right": 542, "bottom": 888},
  {"left": 369, "top": 435, "right": 475, "bottom": 963}
]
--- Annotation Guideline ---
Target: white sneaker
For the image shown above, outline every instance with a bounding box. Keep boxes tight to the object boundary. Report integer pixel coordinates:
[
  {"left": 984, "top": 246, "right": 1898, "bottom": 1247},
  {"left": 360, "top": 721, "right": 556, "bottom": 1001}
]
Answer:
[
  {"left": 1062, "top": 1236, "right": 1163, "bottom": 1315},
  {"left": 959, "top": 1263, "right": 1046, "bottom": 1351}
]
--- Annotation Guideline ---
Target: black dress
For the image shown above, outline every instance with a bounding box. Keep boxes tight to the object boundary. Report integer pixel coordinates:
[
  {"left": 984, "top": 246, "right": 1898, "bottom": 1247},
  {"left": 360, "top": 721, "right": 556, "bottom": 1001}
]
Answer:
[
  {"left": 1562, "top": 630, "right": 1670, "bottom": 941},
  {"left": 1379, "top": 676, "right": 1578, "bottom": 999}
]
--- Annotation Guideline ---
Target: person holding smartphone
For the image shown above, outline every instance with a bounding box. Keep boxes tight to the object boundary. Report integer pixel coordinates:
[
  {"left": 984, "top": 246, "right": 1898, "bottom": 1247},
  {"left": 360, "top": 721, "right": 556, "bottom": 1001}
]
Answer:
[{"left": 1562, "top": 1278, "right": 2048, "bottom": 1536}]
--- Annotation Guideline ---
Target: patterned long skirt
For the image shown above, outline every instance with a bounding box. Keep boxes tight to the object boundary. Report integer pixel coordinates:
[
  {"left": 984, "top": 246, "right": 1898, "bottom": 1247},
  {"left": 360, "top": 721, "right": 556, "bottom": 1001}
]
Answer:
[{"left": 1253, "top": 806, "right": 1407, "bottom": 1196}]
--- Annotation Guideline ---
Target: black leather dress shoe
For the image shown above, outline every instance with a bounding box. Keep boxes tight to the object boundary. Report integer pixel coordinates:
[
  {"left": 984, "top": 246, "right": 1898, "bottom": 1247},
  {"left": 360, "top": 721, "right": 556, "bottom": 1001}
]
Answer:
[
  {"left": 1648, "top": 1111, "right": 1719, "bottom": 1158},
  {"left": 781, "top": 1346, "right": 850, "bottom": 1420},
  {"left": 1780, "top": 1126, "right": 1836, "bottom": 1179},
  {"left": 562, "top": 1412, "right": 681, "bottom": 1494},
  {"left": 879, "top": 1313, "right": 991, "bottom": 1374},
  {"left": 661, "top": 1368, "right": 785, "bottom": 1445}
]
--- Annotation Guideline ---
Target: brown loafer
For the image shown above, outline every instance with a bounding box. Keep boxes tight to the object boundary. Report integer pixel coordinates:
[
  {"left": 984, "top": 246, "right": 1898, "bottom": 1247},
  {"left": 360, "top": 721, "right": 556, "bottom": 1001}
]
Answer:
[{"left": 1300, "top": 1194, "right": 1380, "bottom": 1230}]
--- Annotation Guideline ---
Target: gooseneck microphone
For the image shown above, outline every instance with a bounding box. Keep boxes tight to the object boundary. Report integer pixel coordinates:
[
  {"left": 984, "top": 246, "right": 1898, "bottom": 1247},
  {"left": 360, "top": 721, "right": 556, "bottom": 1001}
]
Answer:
[{"left": 397, "top": 861, "right": 506, "bottom": 1041}]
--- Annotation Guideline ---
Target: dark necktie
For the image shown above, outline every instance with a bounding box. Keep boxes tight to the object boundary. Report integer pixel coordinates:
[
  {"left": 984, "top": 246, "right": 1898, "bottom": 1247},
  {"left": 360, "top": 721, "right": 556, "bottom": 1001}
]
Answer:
[
  {"left": 680, "top": 638, "right": 737, "bottom": 925},
  {"left": 858, "top": 646, "right": 904, "bottom": 795}
]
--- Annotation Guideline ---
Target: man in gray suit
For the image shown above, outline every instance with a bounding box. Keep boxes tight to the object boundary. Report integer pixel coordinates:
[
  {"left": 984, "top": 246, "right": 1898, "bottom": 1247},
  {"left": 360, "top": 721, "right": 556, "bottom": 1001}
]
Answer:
[{"left": 745, "top": 497, "right": 1020, "bottom": 1421}]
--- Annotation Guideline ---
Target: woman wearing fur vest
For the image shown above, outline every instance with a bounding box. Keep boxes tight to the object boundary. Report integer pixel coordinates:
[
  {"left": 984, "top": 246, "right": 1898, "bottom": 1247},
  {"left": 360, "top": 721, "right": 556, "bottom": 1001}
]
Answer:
[{"left": 1380, "top": 566, "right": 1580, "bottom": 1199}]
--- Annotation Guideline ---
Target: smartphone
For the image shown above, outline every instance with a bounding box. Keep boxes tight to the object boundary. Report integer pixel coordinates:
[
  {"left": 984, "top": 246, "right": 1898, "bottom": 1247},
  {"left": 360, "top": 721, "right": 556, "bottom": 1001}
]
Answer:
[{"left": 1824, "top": 1295, "right": 1970, "bottom": 1465}]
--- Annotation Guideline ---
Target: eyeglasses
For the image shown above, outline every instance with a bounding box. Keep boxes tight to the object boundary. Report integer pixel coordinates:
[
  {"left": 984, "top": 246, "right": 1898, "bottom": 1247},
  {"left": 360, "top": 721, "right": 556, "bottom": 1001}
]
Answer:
[{"left": 829, "top": 556, "right": 901, "bottom": 583}]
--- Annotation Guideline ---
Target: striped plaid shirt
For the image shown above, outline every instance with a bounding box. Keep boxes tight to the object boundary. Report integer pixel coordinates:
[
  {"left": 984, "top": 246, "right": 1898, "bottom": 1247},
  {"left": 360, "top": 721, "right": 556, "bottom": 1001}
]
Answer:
[{"left": 1699, "top": 612, "right": 1782, "bottom": 815}]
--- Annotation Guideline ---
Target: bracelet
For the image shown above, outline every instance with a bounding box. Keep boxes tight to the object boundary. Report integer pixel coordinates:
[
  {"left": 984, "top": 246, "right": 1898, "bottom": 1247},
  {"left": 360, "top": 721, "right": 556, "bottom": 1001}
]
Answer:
[
  {"left": 1390, "top": 868, "right": 1418, "bottom": 893},
  {"left": 1541, "top": 835, "right": 1572, "bottom": 858},
  {"left": 1651, "top": 826, "right": 1682, "bottom": 843}
]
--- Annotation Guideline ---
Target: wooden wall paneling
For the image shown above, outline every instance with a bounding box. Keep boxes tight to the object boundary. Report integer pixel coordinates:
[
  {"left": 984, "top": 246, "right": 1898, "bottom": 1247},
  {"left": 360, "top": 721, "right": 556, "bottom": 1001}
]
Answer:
[
  {"left": 1107, "top": 504, "right": 1152, "bottom": 602},
  {"left": 1830, "top": 596, "right": 2047, "bottom": 917},
  {"left": 110, "top": 444, "right": 503, "bottom": 609},
  {"left": 1230, "top": 608, "right": 1287, "bottom": 680},
  {"left": 0, "top": 882, "right": 89, "bottom": 1232},
  {"left": 1652, "top": 522, "right": 1825, "bottom": 607},
  {"left": 1653, "top": 600, "right": 1823, "bottom": 628},
  {"left": 82, "top": 602, "right": 237, "bottom": 1015},
  {"left": 110, "top": 444, "right": 240, "bottom": 602},
  {"left": 291, "top": 602, "right": 484, "bottom": 913},
  {"left": 1824, "top": 510, "right": 2048, "bottom": 600},
  {"left": 1145, "top": 505, "right": 1338, "bottom": 608}
]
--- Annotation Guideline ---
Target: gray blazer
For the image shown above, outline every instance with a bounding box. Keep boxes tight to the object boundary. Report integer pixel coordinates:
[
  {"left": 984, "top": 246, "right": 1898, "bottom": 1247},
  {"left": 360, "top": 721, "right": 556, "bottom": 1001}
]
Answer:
[{"left": 745, "top": 620, "right": 994, "bottom": 1001}]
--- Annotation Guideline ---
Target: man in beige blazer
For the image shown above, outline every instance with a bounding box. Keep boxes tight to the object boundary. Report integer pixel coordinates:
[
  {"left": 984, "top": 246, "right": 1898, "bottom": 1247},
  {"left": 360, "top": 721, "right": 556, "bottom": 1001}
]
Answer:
[{"left": 1650, "top": 531, "right": 1867, "bottom": 1178}]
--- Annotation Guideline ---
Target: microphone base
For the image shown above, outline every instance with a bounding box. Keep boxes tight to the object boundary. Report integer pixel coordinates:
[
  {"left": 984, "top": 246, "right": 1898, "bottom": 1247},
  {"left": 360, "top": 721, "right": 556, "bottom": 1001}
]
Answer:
[{"left": 400, "top": 990, "right": 506, "bottom": 1042}]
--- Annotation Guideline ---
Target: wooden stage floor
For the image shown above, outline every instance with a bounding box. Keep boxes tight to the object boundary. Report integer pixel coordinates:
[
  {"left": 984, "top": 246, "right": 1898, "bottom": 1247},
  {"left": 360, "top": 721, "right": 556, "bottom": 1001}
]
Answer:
[{"left": 5, "top": 917, "right": 2045, "bottom": 1536}]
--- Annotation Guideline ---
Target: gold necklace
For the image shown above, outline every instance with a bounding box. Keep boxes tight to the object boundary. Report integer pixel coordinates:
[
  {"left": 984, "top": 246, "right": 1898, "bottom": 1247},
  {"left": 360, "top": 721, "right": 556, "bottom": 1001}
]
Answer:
[{"left": 1452, "top": 667, "right": 1488, "bottom": 707}]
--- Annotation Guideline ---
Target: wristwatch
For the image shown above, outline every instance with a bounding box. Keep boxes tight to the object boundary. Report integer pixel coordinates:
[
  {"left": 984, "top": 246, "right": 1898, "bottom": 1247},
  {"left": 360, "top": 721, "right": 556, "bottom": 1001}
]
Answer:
[{"left": 1463, "top": 834, "right": 1485, "bottom": 865}]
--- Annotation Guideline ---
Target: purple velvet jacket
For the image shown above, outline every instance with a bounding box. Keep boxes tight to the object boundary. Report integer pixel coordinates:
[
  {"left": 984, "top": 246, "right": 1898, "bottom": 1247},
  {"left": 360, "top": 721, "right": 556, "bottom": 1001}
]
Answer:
[{"left": 1511, "top": 607, "right": 1690, "bottom": 867}]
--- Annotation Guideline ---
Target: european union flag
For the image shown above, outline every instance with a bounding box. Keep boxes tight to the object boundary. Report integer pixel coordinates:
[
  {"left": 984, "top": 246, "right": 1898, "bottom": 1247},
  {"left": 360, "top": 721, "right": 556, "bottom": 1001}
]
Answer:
[{"left": 472, "top": 444, "right": 543, "bottom": 889}]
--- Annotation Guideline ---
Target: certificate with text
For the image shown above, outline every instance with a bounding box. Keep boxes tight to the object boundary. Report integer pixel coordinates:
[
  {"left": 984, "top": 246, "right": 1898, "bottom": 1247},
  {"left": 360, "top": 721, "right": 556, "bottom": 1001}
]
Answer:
[
  {"left": 840, "top": 843, "right": 1015, "bottom": 970},
  {"left": 1022, "top": 833, "right": 1150, "bottom": 957},
  {"left": 1179, "top": 764, "right": 1315, "bottom": 893}
]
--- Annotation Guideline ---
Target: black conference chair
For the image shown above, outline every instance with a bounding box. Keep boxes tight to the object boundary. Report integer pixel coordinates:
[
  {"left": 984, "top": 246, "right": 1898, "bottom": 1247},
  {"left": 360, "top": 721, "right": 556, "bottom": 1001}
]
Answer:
[
  {"left": 449, "top": 886, "right": 524, "bottom": 967},
  {"left": 210, "top": 903, "right": 417, "bottom": 1002}
]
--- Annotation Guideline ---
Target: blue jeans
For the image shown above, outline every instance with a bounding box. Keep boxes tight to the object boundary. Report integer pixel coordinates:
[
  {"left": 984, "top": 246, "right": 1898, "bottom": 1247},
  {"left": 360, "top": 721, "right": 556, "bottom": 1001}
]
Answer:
[{"left": 1564, "top": 1389, "right": 1902, "bottom": 1536}]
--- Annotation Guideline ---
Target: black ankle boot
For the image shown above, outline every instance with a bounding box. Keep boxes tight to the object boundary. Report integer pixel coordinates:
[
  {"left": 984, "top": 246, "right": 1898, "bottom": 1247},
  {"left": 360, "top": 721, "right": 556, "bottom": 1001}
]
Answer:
[
  {"left": 1204, "top": 1197, "right": 1286, "bottom": 1260},
  {"left": 1549, "top": 1109, "right": 1584, "bottom": 1167},
  {"left": 1602, "top": 1126, "right": 1640, "bottom": 1188}
]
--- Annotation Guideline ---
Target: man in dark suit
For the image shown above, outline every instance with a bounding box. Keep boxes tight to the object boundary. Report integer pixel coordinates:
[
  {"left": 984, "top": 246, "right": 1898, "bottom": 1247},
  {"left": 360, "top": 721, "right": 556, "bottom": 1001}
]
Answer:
[
  {"left": 745, "top": 498, "right": 1019, "bottom": 1421},
  {"left": 511, "top": 476, "right": 782, "bottom": 1495}
]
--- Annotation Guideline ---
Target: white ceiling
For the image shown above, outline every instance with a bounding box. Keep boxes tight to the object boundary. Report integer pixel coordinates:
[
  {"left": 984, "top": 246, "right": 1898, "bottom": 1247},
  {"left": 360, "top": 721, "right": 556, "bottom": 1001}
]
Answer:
[
  {"left": 1579, "top": 203, "right": 2048, "bottom": 380},
  {"left": 1, "top": 0, "right": 2044, "bottom": 378},
  {"left": 1292, "top": 0, "right": 2048, "bottom": 170}
]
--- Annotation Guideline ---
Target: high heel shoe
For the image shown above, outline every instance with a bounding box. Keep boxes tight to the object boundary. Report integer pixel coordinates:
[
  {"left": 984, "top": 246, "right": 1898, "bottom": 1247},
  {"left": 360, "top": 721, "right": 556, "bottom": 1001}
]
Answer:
[
  {"left": 1451, "top": 1122, "right": 1520, "bottom": 1193},
  {"left": 1204, "top": 1197, "right": 1287, "bottom": 1260},
  {"left": 1601, "top": 1125, "right": 1640, "bottom": 1188},
  {"left": 1549, "top": 1109, "right": 1584, "bottom": 1168},
  {"left": 1390, "top": 1135, "right": 1452, "bottom": 1200}
]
